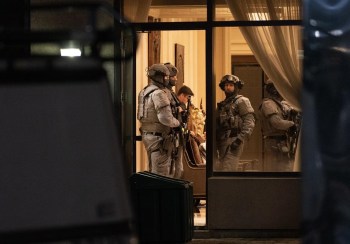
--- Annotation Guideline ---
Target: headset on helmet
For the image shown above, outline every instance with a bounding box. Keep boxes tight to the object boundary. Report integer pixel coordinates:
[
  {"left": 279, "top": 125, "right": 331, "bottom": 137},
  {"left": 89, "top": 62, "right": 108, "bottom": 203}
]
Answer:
[
  {"left": 147, "top": 63, "right": 170, "bottom": 86},
  {"left": 219, "top": 74, "right": 244, "bottom": 91}
]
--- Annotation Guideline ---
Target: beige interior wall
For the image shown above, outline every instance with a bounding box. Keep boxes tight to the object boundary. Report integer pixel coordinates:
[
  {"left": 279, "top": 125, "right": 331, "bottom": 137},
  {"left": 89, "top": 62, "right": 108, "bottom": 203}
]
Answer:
[
  {"left": 214, "top": 27, "right": 229, "bottom": 103},
  {"left": 197, "top": 31, "right": 206, "bottom": 111},
  {"left": 160, "top": 30, "right": 205, "bottom": 109},
  {"left": 214, "top": 27, "right": 252, "bottom": 103},
  {"left": 135, "top": 29, "right": 206, "bottom": 108},
  {"left": 135, "top": 33, "right": 149, "bottom": 172},
  {"left": 229, "top": 27, "right": 253, "bottom": 55}
]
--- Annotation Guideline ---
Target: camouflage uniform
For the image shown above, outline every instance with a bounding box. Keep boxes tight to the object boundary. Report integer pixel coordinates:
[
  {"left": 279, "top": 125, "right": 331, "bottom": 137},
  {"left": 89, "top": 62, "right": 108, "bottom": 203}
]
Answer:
[
  {"left": 215, "top": 74, "right": 256, "bottom": 171},
  {"left": 137, "top": 64, "right": 180, "bottom": 177},
  {"left": 258, "top": 83, "right": 296, "bottom": 172},
  {"left": 166, "top": 88, "right": 184, "bottom": 178},
  {"left": 216, "top": 94, "right": 255, "bottom": 171},
  {"left": 164, "top": 63, "right": 185, "bottom": 179}
]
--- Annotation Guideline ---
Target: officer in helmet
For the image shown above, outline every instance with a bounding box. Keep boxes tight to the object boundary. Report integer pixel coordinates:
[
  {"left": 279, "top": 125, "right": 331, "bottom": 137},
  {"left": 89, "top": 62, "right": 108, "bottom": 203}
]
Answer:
[
  {"left": 258, "top": 79, "right": 299, "bottom": 172},
  {"left": 216, "top": 74, "right": 256, "bottom": 171},
  {"left": 163, "top": 62, "right": 181, "bottom": 119},
  {"left": 163, "top": 62, "right": 185, "bottom": 178},
  {"left": 137, "top": 63, "right": 181, "bottom": 177},
  {"left": 164, "top": 62, "right": 178, "bottom": 90}
]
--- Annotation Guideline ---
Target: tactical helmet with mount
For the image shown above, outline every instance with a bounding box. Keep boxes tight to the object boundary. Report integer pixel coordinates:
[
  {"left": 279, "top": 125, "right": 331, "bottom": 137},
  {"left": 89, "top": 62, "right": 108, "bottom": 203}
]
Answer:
[
  {"left": 147, "top": 63, "right": 170, "bottom": 86},
  {"left": 219, "top": 74, "right": 244, "bottom": 91},
  {"left": 164, "top": 62, "right": 178, "bottom": 87}
]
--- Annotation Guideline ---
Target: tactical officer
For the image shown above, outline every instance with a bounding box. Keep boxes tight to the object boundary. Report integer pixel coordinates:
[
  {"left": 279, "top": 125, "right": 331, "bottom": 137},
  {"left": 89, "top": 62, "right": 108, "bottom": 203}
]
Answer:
[
  {"left": 216, "top": 74, "right": 256, "bottom": 171},
  {"left": 163, "top": 62, "right": 185, "bottom": 178},
  {"left": 137, "top": 63, "right": 181, "bottom": 177},
  {"left": 258, "top": 79, "right": 298, "bottom": 172}
]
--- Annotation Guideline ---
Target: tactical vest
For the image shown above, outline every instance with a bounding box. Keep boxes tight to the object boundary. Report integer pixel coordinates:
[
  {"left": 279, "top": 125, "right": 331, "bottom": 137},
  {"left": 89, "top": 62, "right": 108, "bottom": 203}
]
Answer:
[
  {"left": 167, "top": 89, "right": 180, "bottom": 120},
  {"left": 258, "top": 98, "right": 286, "bottom": 136},
  {"left": 217, "top": 95, "right": 243, "bottom": 134},
  {"left": 137, "top": 84, "right": 171, "bottom": 134}
]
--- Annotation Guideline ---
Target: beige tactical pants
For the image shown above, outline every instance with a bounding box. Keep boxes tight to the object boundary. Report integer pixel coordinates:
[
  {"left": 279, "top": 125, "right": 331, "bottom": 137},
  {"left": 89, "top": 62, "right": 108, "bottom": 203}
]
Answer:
[
  {"left": 174, "top": 146, "right": 184, "bottom": 179},
  {"left": 142, "top": 134, "right": 175, "bottom": 178},
  {"left": 264, "top": 138, "right": 293, "bottom": 172},
  {"left": 216, "top": 137, "right": 244, "bottom": 171}
]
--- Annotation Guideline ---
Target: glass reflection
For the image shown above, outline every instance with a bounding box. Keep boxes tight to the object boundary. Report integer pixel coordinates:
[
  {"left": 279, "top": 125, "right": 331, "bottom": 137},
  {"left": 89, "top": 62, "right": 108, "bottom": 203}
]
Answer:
[{"left": 258, "top": 80, "right": 302, "bottom": 172}]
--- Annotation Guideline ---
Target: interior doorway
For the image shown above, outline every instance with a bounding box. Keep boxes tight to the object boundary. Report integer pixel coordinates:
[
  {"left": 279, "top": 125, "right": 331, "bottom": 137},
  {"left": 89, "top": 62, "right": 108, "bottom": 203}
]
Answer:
[{"left": 232, "top": 55, "right": 264, "bottom": 171}]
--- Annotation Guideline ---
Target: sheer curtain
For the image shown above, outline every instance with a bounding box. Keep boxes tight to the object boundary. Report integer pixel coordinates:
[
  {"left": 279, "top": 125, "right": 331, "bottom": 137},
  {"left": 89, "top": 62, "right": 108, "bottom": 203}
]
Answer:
[
  {"left": 226, "top": 0, "right": 302, "bottom": 170},
  {"left": 225, "top": 0, "right": 302, "bottom": 110}
]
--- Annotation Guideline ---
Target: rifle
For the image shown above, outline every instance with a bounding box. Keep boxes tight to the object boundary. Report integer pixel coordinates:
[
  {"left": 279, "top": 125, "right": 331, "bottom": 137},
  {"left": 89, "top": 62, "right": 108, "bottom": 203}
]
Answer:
[
  {"left": 184, "top": 96, "right": 191, "bottom": 124},
  {"left": 168, "top": 90, "right": 181, "bottom": 175},
  {"left": 200, "top": 98, "right": 206, "bottom": 116},
  {"left": 278, "top": 100, "right": 301, "bottom": 160},
  {"left": 287, "top": 110, "right": 302, "bottom": 160},
  {"left": 200, "top": 98, "right": 206, "bottom": 135},
  {"left": 169, "top": 129, "right": 179, "bottom": 175},
  {"left": 169, "top": 91, "right": 191, "bottom": 173},
  {"left": 179, "top": 96, "right": 191, "bottom": 144}
]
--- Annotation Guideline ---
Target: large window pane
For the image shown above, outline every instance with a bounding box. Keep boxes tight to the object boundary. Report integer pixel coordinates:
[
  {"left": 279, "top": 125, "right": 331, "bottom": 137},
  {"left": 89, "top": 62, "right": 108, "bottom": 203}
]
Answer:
[
  {"left": 213, "top": 26, "right": 302, "bottom": 173},
  {"left": 215, "top": 0, "right": 301, "bottom": 21},
  {"left": 135, "top": 30, "right": 206, "bottom": 226},
  {"left": 126, "top": 0, "right": 207, "bottom": 23},
  {"left": 215, "top": 0, "right": 234, "bottom": 21}
]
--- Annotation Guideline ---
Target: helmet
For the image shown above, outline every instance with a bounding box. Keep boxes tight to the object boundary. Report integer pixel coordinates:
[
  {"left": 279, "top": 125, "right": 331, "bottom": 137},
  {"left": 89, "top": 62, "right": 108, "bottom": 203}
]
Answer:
[
  {"left": 219, "top": 74, "right": 244, "bottom": 91},
  {"left": 265, "top": 79, "right": 279, "bottom": 96},
  {"left": 147, "top": 64, "right": 170, "bottom": 86},
  {"left": 164, "top": 62, "right": 178, "bottom": 77},
  {"left": 164, "top": 62, "right": 178, "bottom": 87}
]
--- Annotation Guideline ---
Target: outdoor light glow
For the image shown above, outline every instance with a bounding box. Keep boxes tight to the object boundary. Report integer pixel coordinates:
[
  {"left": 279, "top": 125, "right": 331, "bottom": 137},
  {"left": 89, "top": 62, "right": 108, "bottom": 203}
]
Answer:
[{"left": 60, "top": 48, "right": 81, "bottom": 57}]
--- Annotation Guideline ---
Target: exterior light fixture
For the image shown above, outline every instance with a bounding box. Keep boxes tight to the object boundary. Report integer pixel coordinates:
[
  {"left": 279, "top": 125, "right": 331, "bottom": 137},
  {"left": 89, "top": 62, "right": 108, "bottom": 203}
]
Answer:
[{"left": 60, "top": 48, "right": 81, "bottom": 57}]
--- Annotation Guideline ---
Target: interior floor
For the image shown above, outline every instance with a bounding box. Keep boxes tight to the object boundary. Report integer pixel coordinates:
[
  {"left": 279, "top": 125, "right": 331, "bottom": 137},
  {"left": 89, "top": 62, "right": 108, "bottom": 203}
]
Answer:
[{"left": 194, "top": 200, "right": 207, "bottom": 227}]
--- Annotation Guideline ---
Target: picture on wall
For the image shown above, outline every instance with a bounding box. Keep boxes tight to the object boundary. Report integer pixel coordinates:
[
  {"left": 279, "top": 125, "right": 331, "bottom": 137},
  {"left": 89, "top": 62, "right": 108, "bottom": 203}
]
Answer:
[
  {"left": 148, "top": 16, "right": 161, "bottom": 66},
  {"left": 175, "top": 43, "right": 184, "bottom": 93}
]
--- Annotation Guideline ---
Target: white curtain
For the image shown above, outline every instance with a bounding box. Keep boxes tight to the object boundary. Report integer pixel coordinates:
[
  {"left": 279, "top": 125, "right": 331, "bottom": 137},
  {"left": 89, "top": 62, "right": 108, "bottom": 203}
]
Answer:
[
  {"left": 225, "top": 0, "right": 302, "bottom": 110},
  {"left": 225, "top": 0, "right": 302, "bottom": 171},
  {"left": 124, "top": 0, "right": 152, "bottom": 22}
]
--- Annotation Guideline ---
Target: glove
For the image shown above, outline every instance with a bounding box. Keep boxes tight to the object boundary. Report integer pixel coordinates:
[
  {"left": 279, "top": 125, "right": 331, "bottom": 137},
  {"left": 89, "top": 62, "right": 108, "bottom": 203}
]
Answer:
[
  {"left": 173, "top": 123, "right": 184, "bottom": 132},
  {"left": 230, "top": 138, "right": 242, "bottom": 151},
  {"left": 288, "top": 124, "right": 297, "bottom": 135}
]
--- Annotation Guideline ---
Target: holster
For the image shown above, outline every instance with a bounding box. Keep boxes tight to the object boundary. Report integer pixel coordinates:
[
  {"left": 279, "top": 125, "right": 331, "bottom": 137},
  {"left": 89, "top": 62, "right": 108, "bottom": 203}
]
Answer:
[{"left": 162, "top": 133, "right": 179, "bottom": 157}]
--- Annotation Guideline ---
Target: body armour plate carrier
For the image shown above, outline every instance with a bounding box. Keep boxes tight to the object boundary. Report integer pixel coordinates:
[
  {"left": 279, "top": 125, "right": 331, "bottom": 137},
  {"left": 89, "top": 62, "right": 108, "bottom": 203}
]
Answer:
[
  {"left": 258, "top": 98, "right": 287, "bottom": 136},
  {"left": 217, "top": 95, "right": 243, "bottom": 131},
  {"left": 137, "top": 84, "right": 172, "bottom": 134}
]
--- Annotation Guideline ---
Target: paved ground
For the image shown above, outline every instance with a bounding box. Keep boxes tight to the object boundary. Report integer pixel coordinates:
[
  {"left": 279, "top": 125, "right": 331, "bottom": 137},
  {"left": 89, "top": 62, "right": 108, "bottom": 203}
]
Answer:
[{"left": 189, "top": 238, "right": 300, "bottom": 244}]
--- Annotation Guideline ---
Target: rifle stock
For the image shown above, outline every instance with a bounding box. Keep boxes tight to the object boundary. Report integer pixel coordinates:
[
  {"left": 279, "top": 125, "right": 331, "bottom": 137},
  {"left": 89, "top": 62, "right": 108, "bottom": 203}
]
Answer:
[{"left": 288, "top": 112, "right": 302, "bottom": 160}]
